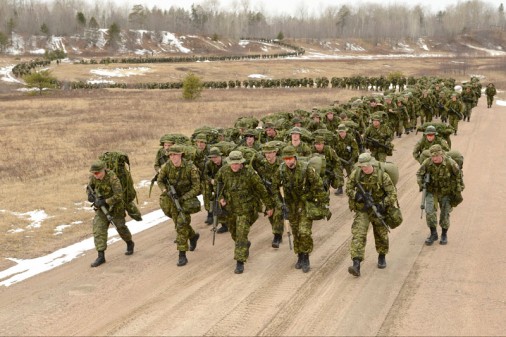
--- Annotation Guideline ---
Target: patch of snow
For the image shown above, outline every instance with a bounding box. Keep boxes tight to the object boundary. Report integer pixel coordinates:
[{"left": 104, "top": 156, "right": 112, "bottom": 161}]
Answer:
[
  {"left": 17, "top": 87, "right": 46, "bottom": 92},
  {"left": 134, "top": 49, "right": 153, "bottom": 55},
  {"left": 496, "top": 100, "right": 506, "bottom": 107},
  {"left": 248, "top": 74, "right": 271, "bottom": 79},
  {"left": 345, "top": 43, "right": 365, "bottom": 52},
  {"left": 6, "top": 33, "right": 25, "bottom": 55},
  {"left": 0, "top": 65, "right": 23, "bottom": 84},
  {"left": 160, "top": 31, "right": 191, "bottom": 53},
  {"left": 87, "top": 79, "right": 115, "bottom": 85},
  {"left": 47, "top": 36, "right": 66, "bottom": 53},
  {"left": 5, "top": 210, "right": 50, "bottom": 230},
  {"left": 261, "top": 46, "right": 269, "bottom": 52},
  {"left": 7, "top": 228, "right": 25, "bottom": 234},
  {"left": 90, "top": 67, "right": 150, "bottom": 78},
  {"left": 465, "top": 44, "right": 506, "bottom": 56},
  {"left": 54, "top": 224, "right": 71, "bottom": 235},
  {"left": 239, "top": 40, "right": 250, "bottom": 47},
  {"left": 394, "top": 42, "right": 414, "bottom": 53},
  {"left": 137, "top": 180, "right": 151, "bottom": 189},
  {"left": 29, "top": 49, "right": 46, "bottom": 55},
  {"left": 417, "top": 38, "right": 429, "bottom": 51}
]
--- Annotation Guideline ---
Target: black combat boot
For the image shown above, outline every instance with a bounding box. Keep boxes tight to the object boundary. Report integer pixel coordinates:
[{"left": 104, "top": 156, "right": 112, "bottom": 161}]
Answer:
[
  {"left": 272, "top": 234, "right": 282, "bottom": 248},
  {"left": 189, "top": 233, "right": 200, "bottom": 251},
  {"left": 440, "top": 228, "right": 448, "bottom": 245},
  {"left": 216, "top": 224, "right": 228, "bottom": 234},
  {"left": 301, "top": 253, "right": 310, "bottom": 273},
  {"left": 378, "top": 254, "right": 387, "bottom": 269},
  {"left": 125, "top": 240, "right": 135, "bottom": 255},
  {"left": 425, "top": 227, "right": 438, "bottom": 245},
  {"left": 205, "top": 212, "right": 213, "bottom": 225},
  {"left": 91, "top": 251, "right": 105, "bottom": 268},
  {"left": 295, "top": 253, "right": 303, "bottom": 269},
  {"left": 234, "top": 261, "right": 244, "bottom": 274},
  {"left": 334, "top": 187, "right": 343, "bottom": 196},
  {"left": 246, "top": 241, "right": 251, "bottom": 259},
  {"left": 177, "top": 251, "right": 187, "bottom": 266},
  {"left": 348, "top": 258, "right": 361, "bottom": 277}
]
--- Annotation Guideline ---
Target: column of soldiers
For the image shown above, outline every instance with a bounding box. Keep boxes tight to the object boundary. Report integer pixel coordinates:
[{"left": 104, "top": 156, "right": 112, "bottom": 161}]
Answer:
[{"left": 85, "top": 75, "right": 479, "bottom": 276}]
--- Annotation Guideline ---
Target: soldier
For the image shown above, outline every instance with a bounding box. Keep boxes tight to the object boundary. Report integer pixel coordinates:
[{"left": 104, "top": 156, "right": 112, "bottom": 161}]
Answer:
[
  {"left": 324, "top": 110, "right": 341, "bottom": 132},
  {"left": 216, "top": 151, "right": 275, "bottom": 274},
  {"left": 263, "top": 122, "right": 284, "bottom": 143},
  {"left": 243, "top": 129, "right": 262, "bottom": 151},
  {"left": 157, "top": 145, "right": 201, "bottom": 267},
  {"left": 272, "top": 146, "right": 329, "bottom": 273},
  {"left": 364, "top": 113, "right": 394, "bottom": 162},
  {"left": 485, "top": 83, "right": 497, "bottom": 108},
  {"left": 288, "top": 127, "right": 312, "bottom": 157},
  {"left": 445, "top": 92, "right": 465, "bottom": 135},
  {"left": 254, "top": 142, "right": 285, "bottom": 248},
  {"left": 417, "top": 144, "right": 464, "bottom": 245},
  {"left": 311, "top": 135, "right": 344, "bottom": 195},
  {"left": 335, "top": 123, "right": 360, "bottom": 176},
  {"left": 412, "top": 125, "right": 450, "bottom": 163},
  {"left": 307, "top": 112, "right": 327, "bottom": 132},
  {"left": 461, "top": 86, "right": 477, "bottom": 122},
  {"left": 204, "top": 147, "right": 228, "bottom": 234},
  {"left": 346, "top": 153, "right": 398, "bottom": 277},
  {"left": 86, "top": 161, "right": 135, "bottom": 268},
  {"left": 193, "top": 133, "right": 212, "bottom": 224},
  {"left": 154, "top": 135, "right": 173, "bottom": 173},
  {"left": 419, "top": 89, "right": 435, "bottom": 124}
]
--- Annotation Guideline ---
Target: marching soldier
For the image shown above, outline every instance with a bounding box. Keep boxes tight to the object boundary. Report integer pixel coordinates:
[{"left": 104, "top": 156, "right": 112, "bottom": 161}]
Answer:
[
  {"left": 412, "top": 125, "right": 450, "bottom": 164},
  {"left": 364, "top": 113, "right": 394, "bottom": 162},
  {"left": 86, "top": 161, "right": 135, "bottom": 267},
  {"left": 444, "top": 92, "right": 465, "bottom": 135},
  {"left": 335, "top": 123, "right": 360, "bottom": 176}
]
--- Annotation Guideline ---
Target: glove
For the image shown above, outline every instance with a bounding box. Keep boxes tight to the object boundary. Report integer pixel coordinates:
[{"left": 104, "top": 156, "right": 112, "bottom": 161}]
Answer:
[
  {"left": 281, "top": 204, "right": 289, "bottom": 217},
  {"left": 354, "top": 192, "right": 364, "bottom": 203},
  {"left": 87, "top": 193, "right": 95, "bottom": 203},
  {"left": 375, "top": 203, "right": 386, "bottom": 215},
  {"left": 94, "top": 197, "right": 107, "bottom": 208}
]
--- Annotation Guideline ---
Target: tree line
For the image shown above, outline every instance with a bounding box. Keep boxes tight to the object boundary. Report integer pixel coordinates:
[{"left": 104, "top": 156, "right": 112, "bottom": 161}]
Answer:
[{"left": 0, "top": 0, "right": 505, "bottom": 50}]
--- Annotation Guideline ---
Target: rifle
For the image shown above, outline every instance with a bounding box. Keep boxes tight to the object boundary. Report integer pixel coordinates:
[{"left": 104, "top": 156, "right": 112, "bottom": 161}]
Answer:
[
  {"left": 87, "top": 185, "right": 117, "bottom": 228},
  {"left": 165, "top": 183, "right": 187, "bottom": 226},
  {"left": 449, "top": 107, "right": 463, "bottom": 120},
  {"left": 261, "top": 177, "right": 273, "bottom": 194},
  {"left": 148, "top": 172, "right": 158, "bottom": 198},
  {"left": 355, "top": 181, "right": 390, "bottom": 232},
  {"left": 365, "top": 137, "right": 392, "bottom": 151},
  {"left": 211, "top": 181, "right": 223, "bottom": 246},
  {"left": 279, "top": 186, "right": 293, "bottom": 250},
  {"left": 420, "top": 173, "right": 430, "bottom": 219}
]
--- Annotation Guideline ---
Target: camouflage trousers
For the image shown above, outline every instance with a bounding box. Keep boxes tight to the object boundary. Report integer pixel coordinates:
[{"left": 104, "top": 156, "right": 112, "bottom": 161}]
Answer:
[
  {"left": 93, "top": 211, "right": 132, "bottom": 252},
  {"left": 125, "top": 201, "right": 142, "bottom": 221},
  {"left": 159, "top": 194, "right": 196, "bottom": 251},
  {"left": 227, "top": 210, "right": 258, "bottom": 262},
  {"left": 425, "top": 193, "right": 451, "bottom": 230},
  {"left": 449, "top": 115, "right": 459, "bottom": 132},
  {"left": 350, "top": 210, "right": 389, "bottom": 261},
  {"left": 287, "top": 201, "right": 313, "bottom": 254},
  {"left": 202, "top": 181, "right": 211, "bottom": 212},
  {"left": 268, "top": 206, "right": 284, "bottom": 235},
  {"left": 487, "top": 95, "right": 494, "bottom": 106},
  {"left": 463, "top": 102, "right": 474, "bottom": 119},
  {"left": 370, "top": 149, "right": 388, "bottom": 162}
]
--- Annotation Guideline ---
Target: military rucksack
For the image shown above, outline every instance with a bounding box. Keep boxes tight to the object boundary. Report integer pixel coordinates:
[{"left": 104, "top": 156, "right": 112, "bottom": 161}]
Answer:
[
  {"left": 99, "top": 151, "right": 137, "bottom": 204},
  {"left": 192, "top": 126, "right": 219, "bottom": 144},
  {"left": 213, "top": 141, "right": 237, "bottom": 157},
  {"left": 234, "top": 116, "right": 259, "bottom": 129}
]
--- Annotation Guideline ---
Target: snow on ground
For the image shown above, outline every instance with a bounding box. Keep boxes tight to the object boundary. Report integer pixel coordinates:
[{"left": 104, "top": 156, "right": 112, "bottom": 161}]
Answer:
[
  {"left": 394, "top": 42, "right": 414, "bottom": 53},
  {"left": 4, "top": 209, "right": 51, "bottom": 234},
  {"left": 239, "top": 40, "right": 249, "bottom": 47},
  {"left": 160, "top": 32, "right": 191, "bottom": 53},
  {"left": 418, "top": 38, "right": 429, "bottom": 51},
  {"left": 89, "top": 67, "right": 151, "bottom": 78},
  {"left": 248, "top": 74, "right": 271, "bottom": 79},
  {"left": 5, "top": 33, "right": 25, "bottom": 55},
  {"left": 345, "top": 43, "right": 365, "bottom": 51},
  {"left": 465, "top": 44, "right": 506, "bottom": 56},
  {"left": 29, "top": 49, "right": 46, "bottom": 55},
  {"left": 0, "top": 65, "right": 23, "bottom": 84},
  {"left": 0, "top": 194, "right": 204, "bottom": 287},
  {"left": 496, "top": 99, "right": 506, "bottom": 107},
  {"left": 47, "top": 36, "right": 66, "bottom": 53},
  {"left": 136, "top": 180, "right": 152, "bottom": 189}
]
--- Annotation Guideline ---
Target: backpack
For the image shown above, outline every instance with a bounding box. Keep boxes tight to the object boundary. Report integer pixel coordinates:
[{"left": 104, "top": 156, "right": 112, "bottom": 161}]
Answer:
[
  {"left": 192, "top": 126, "right": 219, "bottom": 144},
  {"left": 234, "top": 116, "right": 259, "bottom": 129},
  {"left": 99, "top": 151, "right": 137, "bottom": 204},
  {"left": 213, "top": 141, "right": 237, "bottom": 157}
]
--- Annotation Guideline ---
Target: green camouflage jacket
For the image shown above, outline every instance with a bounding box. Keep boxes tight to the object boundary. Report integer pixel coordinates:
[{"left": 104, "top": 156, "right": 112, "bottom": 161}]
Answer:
[
  {"left": 88, "top": 169, "right": 125, "bottom": 217},
  {"left": 157, "top": 159, "right": 201, "bottom": 202}
]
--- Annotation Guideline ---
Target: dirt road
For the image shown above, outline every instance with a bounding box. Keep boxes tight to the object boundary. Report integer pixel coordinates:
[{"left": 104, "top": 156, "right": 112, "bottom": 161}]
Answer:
[{"left": 1, "top": 100, "right": 505, "bottom": 336}]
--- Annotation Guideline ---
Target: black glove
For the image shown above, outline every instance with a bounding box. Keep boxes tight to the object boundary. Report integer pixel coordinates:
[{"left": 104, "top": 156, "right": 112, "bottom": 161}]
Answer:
[
  {"left": 375, "top": 203, "right": 386, "bottom": 215},
  {"left": 94, "top": 197, "right": 107, "bottom": 208},
  {"left": 281, "top": 204, "right": 289, "bottom": 217},
  {"left": 354, "top": 192, "right": 364, "bottom": 203},
  {"left": 87, "top": 193, "right": 95, "bottom": 203}
]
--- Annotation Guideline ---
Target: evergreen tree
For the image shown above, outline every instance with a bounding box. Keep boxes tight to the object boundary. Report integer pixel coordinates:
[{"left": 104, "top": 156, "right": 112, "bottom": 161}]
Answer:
[
  {"left": 23, "top": 70, "right": 58, "bottom": 95},
  {"left": 182, "top": 72, "right": 203, "bottom": 100}
]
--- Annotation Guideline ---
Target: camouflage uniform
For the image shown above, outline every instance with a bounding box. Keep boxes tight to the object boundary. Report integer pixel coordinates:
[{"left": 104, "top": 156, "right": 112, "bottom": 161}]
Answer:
[
  {"left": 346, "top": 153, "right": 398, "bottom": 275},
  {"left": 88, "top": 168, "right": 132, "bottom": 252},
  {"left": 216, "top": 152, "right": 275, "bottom": 266},
  {"left": 485, "top": 83, "right": 496, "bottom": 108},
  {"left": 273, "top": 146, "right": 329, "bottom": 271},
  {"left": 445, "top": 94, "right": 464, "bottom": 135},
  {"left": 419, "top": 92, "right": 435, "bottom": 124},
  {"left": 412, "top": 127, "right": 450, "bottom": 164},
  {"left": 417, "top": 145, "right": 464, "bottom": 245},
  {"left": 335, "top": 124, "right": 360, "bottom": 176},
  {"left": 157, "top": 149, "right": 201, "bottom": 253},
  {"left": 364, "top": 114, "right": 394, "bottom": 162},
  {"left": 311, "top": 136, "right": 344, "bottom": 191},
  {"left": 461, "top": 87, "right": 477, "bottom": 122}
]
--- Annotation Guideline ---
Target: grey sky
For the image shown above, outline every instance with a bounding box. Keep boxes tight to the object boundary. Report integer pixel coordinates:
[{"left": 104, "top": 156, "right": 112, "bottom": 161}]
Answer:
[{"left": 114, "top": 0, "right": 503, "bottom": 16}]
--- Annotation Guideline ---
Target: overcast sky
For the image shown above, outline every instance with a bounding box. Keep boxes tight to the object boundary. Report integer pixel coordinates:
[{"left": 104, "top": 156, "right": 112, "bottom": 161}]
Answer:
[{"left": 108, "top": 0, "right": 503, "bottom": 16}]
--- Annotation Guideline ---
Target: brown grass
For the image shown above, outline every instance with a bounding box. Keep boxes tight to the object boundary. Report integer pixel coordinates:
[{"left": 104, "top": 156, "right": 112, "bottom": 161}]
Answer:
[{"left": 0, "top": 55, "right": 505, "bottom": 270}]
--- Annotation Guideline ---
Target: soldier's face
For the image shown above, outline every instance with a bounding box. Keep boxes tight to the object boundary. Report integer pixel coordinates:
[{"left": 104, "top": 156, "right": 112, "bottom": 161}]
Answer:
[
  {"left": 196, "top": 141, "right": 206, "bottom": 150},
  {"left": 373, "top": 120, "right": 380, "bottom": 128},
  {"left": 169, "top": 153, "right": 182, "bottom": 166},
  {"left": 93, "top": 170, "right": 106, "bottom": 180},
  {"left": 264, "top": 151, "right": 277, "bottom": 163},
  {"left": 326, "top": 113, "right": 334, "bottom": 120},
  {"left": 426, "top": 134, "right": 435, "bottom": 142},
  {"left": 291, "top": 133, "right": 300, "bottom": 142},
  {"left": 284, "top": 157, "right": 296, "bottom": 169},
  {"left": 431, "top": 155, "right": 443, "bottom": 164},
  {"left": 163, "top": 143, "right": 172, "bottom": 150},
  {"left": 211, "top": 156, "right": 222, "bottom": 165},
  {"left": 361, "top": 165, "right": 374, "bottom": 175},
  {"left": 230, "top": 163, "right": 242, "bottom": 172},
  {"left": 245, "top": 135, "right": 255, "bottom": 146},
  {"left": 339, "top": 131, "right": 347, "bottom": 139},
  {"left": 315, "top": 143, "right": 324, "bottom": 152},
  {"left": 266, "top": 128, "right": 276, "bottom": 137}
]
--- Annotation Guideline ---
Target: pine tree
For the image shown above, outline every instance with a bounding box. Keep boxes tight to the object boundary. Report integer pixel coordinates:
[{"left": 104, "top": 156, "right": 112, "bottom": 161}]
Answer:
[
  {"left": 23, "top": 70, "right": 58, "bottom": 95},
  {"left": 182, "top": 72, "right": 203, "bottom": 100}
]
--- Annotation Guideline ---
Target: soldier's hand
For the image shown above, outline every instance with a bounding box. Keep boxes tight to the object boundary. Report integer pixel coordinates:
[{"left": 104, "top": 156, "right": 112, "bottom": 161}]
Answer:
[
  {"left": 265, "top": 209, "right": 274, "bottom": 217},
  {"left": 219, "top": 199, "right": 227, "bottom": 207},
  {"left": 354, "top": 192, "right": 364, "bottom": 203},
  {"left": 87, "top": 193, "right": 96, "bottom": 203},
  {"left": 95, "top": 197, "right": 107, "bottom": 208},
  {"left": 375, "top": 203, "right": 386, "bottom": 215}
]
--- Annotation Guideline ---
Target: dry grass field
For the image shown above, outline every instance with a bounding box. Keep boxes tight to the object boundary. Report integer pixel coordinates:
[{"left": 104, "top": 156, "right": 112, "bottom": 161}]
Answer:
[{"left": 0, "top": 55, "right": 504, "bottom": 271}]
